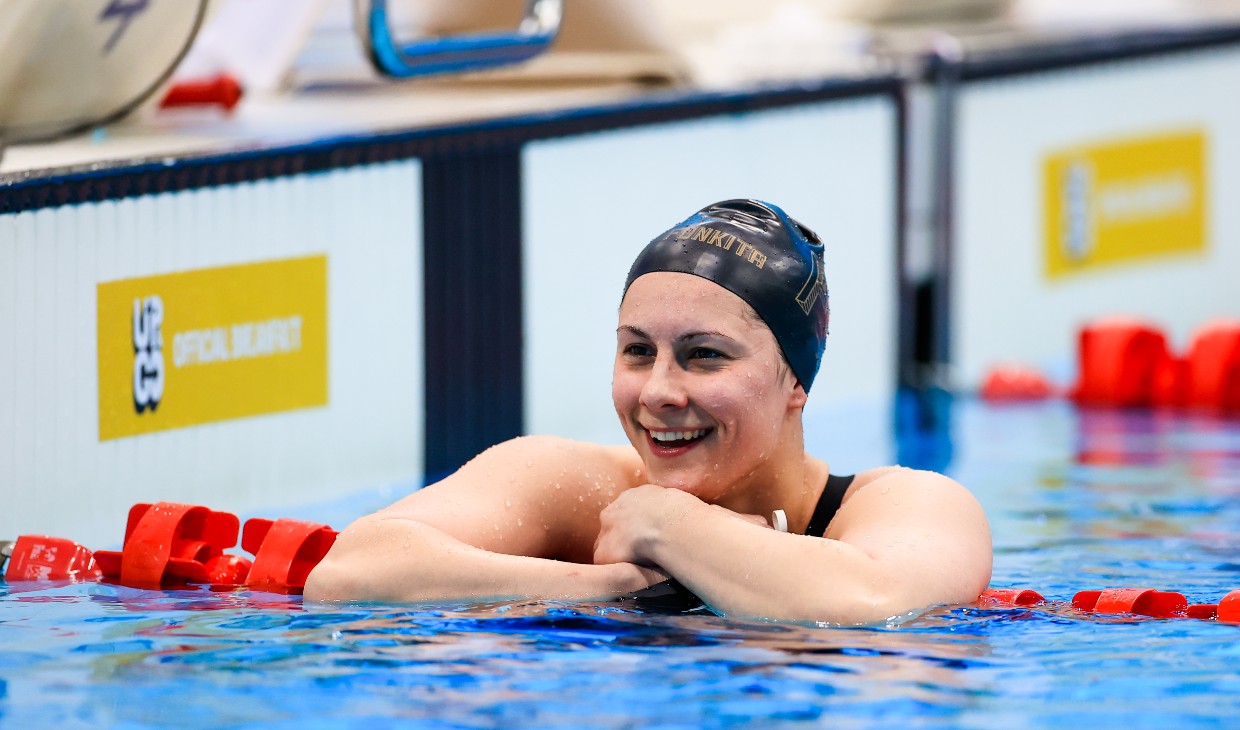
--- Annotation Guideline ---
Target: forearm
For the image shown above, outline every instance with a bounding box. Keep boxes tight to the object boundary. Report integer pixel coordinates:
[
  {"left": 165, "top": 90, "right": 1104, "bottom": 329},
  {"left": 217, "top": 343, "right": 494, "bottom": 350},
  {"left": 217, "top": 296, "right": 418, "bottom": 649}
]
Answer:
[
  {"left": 305, "top": 516, "right": 654, "bottom": 603},
  {"left": 648, "top": 503, "right": 897, "bottom": 624}
]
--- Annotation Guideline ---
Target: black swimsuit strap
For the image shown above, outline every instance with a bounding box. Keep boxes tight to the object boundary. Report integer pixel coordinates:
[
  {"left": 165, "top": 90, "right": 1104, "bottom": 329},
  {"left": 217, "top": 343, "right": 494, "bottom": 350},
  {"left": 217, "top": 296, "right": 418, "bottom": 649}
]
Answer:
[{"left": 804, "top": 473, "right": 855, "bottom": 537}]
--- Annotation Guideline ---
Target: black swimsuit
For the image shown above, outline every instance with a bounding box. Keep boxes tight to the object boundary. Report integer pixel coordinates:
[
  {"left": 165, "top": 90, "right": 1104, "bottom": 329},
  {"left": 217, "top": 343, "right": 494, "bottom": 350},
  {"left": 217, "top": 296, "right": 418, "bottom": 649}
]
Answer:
[
  {"left": 804, "top": 473, "right": 855, "bottom": 537},
  {"left": 622, "top": 474, "right": 855, "bottom": 610}
]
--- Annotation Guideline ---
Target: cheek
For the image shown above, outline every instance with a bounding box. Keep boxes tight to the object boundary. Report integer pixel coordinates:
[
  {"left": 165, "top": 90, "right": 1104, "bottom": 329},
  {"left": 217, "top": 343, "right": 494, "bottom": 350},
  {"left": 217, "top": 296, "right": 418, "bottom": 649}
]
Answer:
[
  {"left": 611, "top": 366, "right": 639, "bottom": 412},
  {"left": 707, "top": 372, "right": 787, "bottom": 434}
]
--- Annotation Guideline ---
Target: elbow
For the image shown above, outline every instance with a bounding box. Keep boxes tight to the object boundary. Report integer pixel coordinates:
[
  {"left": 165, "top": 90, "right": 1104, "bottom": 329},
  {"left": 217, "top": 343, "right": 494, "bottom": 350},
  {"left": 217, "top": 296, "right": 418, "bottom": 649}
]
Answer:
[
  {"left": 304, "top": 549, "right": 365, "bottom": 602},
  {"left": 800, "top": 585, "right": 911, "bottom": 626},
  {"left": 302, "top": 516, "right": 456, "bottom": 603},
  {"left": 302, "top": 517, "right": 402, "bottom": 602},
  {"left": 835, "top": 585, "right": 923, "bottom": 626},
  {"left": 807, "top": 565, "right": 993, "bottom": 626},
  {"left": 784, "top": 575, "right": 938, "bottom": 626}
]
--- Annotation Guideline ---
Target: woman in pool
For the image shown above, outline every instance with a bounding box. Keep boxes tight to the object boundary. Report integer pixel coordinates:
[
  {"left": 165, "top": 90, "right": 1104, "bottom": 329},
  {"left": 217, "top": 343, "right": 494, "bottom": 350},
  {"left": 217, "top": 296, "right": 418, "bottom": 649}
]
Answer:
[{"left": 305, "top": 199, "right": 992, "bottom": 624}]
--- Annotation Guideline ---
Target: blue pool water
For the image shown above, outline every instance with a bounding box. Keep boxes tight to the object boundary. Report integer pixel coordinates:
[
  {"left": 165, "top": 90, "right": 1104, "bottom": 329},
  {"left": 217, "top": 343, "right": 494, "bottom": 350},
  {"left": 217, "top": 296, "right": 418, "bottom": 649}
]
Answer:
[{"left": 2, "top": 399, "right": 1238, "bottom": 728}]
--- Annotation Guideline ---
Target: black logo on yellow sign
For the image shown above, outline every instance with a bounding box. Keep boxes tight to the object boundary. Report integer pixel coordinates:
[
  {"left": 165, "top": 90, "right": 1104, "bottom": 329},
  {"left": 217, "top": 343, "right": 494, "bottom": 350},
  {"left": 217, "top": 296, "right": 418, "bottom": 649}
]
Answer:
[{"left": 132, "top": 296, "right": 164, "bottom": 413}]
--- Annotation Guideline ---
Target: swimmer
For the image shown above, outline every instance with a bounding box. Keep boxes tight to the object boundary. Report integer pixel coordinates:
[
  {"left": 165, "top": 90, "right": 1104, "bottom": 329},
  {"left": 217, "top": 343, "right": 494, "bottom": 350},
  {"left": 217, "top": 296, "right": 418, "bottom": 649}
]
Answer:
[{"left": 305, "top": 199, "right": 992, "bottom": 624}]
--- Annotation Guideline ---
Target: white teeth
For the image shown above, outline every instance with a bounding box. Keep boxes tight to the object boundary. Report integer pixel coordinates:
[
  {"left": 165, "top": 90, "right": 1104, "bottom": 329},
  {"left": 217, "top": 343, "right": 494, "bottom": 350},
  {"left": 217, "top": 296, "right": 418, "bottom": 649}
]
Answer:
[{"left": 650, "top": 429, "right": 708, "bottom": 443}]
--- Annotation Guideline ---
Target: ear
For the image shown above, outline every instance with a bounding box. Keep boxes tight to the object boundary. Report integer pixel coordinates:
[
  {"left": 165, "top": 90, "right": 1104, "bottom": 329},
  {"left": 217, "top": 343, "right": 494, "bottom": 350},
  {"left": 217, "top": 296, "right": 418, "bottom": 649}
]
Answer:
[{"left": 786, "top": 379, "right": 808, "bottom": 411}]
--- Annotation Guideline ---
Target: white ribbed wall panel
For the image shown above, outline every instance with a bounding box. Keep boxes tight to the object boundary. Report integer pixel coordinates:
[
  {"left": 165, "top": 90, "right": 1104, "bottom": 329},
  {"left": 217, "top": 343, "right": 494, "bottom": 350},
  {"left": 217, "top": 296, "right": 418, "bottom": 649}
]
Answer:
[
  {"left": 523, "top": 99, "right": 898, "bottom": 454},
  {"left": 953, "top": 47, "right": 1240, "bottom": 387},
  {"left": 0, "top": 161, "right": 424, "bottom": 548}
]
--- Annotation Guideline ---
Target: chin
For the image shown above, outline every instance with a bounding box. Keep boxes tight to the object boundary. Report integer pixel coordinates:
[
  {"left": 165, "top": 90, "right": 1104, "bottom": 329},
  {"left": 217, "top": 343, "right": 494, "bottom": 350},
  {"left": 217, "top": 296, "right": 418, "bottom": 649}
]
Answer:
[{"left": 645, "top": 470, "right": 722, "bottom": 501}]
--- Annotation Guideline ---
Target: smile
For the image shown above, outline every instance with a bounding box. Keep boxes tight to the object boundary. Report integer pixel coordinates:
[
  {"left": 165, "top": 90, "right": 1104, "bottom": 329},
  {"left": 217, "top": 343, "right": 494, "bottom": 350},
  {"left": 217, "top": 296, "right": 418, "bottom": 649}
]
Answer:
[
  {"left": 645, "top": 428, "right": 713, "bottom": 455},
  {"left": 649, "top": 428, "right": 710, "bottom": 443}
]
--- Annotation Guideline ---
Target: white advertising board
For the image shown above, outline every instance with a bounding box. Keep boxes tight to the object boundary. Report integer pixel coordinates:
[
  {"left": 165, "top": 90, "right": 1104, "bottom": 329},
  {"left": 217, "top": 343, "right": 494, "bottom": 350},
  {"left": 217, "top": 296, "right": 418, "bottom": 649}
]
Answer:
[
  {"left": 0, "top": 161, "right": 424, "bottom": 547},
  {"left": 952, "top": 46, "right": 1240, "bottom": 387}
]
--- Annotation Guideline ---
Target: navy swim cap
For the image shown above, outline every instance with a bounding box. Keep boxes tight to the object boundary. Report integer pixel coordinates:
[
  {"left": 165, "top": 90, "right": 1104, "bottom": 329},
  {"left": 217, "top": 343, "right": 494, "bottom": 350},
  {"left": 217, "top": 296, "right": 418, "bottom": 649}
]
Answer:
[{"left": 622, "top": 199, "right": 829, "bottom": 392}]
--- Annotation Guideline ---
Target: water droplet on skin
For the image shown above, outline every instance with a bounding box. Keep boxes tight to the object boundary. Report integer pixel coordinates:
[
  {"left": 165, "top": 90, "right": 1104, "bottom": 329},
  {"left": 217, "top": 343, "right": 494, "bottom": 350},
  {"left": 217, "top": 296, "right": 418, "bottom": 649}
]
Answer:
[
  {"left": 578, "top": 495, "right": 584, "bottom": 502},
  {"left": 509, "top": 475, "right": 516, "bottom": 482},
  {"left": 402, "top": 540, "right": 410, "bottom": 549},
  {"left": 526, "top": 460, "right": 533, "bottom": 468},
  {"left": 493, "top": 523, "right": 499, "bottom": 531},
  {"left": 517, "top": 517, "right": 523, "bottom": 527},
  {"left": 555, "top": 483, "right": 562, "bottom": 490},
  {"left": 881, "top": 486, "right": 890, "bottom": 495},
  {"left": 505, "top": 498, "right": 512, "bottom": 508}
]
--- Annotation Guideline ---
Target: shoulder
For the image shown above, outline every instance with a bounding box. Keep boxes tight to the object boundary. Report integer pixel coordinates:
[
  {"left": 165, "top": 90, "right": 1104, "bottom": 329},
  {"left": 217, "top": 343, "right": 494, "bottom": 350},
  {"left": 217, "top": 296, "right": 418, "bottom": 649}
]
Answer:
[
  {"left": 377, "top": 435, "right": 644, "bottom": 561},
  {"left": 847, "top": 465, "right": 973, "bottom": 502},
  {"left": 463, "top": 435, "right": 643, "bottom": 488},
  {"left": 833, "top": 465, "right": 989, "bottom": 540}
]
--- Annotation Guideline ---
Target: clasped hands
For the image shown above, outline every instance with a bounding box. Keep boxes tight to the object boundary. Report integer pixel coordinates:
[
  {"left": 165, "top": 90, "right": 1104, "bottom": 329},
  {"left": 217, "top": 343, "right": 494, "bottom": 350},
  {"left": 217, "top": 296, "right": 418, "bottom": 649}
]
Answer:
[{"left": 592, "top": 484, "right": 773, "bottom": 568}]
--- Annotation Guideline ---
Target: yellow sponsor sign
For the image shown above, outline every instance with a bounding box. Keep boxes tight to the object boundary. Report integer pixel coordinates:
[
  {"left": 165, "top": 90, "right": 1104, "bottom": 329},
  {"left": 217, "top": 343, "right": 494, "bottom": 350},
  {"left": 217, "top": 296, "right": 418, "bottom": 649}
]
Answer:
[
  {"left": 1044, "top": 129, "right": 1207, "bottom": 279},
  {"left": 97, "top": 255, "right": 328, "bottom": 440}
]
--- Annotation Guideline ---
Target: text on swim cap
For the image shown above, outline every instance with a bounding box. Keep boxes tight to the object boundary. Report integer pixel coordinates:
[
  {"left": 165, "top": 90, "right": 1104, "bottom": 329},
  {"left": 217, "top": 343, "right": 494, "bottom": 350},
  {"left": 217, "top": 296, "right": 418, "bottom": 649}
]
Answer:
[{"left": 675, "top": 226, "right": 768, "bottom": 269}]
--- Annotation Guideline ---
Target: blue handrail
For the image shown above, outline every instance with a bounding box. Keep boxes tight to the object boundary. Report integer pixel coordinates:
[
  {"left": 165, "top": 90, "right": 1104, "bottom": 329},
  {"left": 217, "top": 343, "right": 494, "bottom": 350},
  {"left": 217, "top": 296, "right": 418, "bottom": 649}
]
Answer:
[{"left": 355, "top": 0, "right": 563, "bottom": 78}]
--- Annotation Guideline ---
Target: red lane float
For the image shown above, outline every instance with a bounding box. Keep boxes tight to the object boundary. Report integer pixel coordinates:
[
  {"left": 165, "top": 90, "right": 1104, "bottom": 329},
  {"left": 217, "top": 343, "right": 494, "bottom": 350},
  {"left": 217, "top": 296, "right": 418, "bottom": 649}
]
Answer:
[
  {"left": 3, "top": 536, "right": 102, "bottom": 582},
  {"left": 978, "top": 588, "right": 1045, "bottom": 606},
  {"left": 77, "top": 502, "right": 337, "bottom": 592},
  {"left": 1219, "top": 590, "right": 1240, "bottom": 622},
  {"left": 95, "top": 503, "right": 242, "bottom": 588},
  {"left": 1151, "top": 354, "right": 1191, "bottom": 408},
  {"left": 980, "top": 367, "right": 1055, "bottom": 402},
  {"left": 1006, "top": 317, "right": 1240, "bottom": 411},
  {"left": 1072, "top": 588, "right": 1187, "bottom": 618},
  {"left": 982, "top": 586, "right": 1239, "bottom": 623},
  {"left": 242, "top": 518, "right": 339, "bottom": 592},
  {"left": 1185, "top": 320, "right": 1240, "bottom": 413},
  {"left": 1072, "top": 318, "right": 1169, "bottom": 408}
]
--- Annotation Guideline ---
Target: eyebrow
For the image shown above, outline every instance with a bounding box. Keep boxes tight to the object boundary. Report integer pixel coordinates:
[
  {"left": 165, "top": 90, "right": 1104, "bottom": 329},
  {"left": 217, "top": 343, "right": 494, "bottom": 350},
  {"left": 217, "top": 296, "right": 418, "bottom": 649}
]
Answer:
[{"left": 617, "top": 325, "right": 738, "bottom": 343}]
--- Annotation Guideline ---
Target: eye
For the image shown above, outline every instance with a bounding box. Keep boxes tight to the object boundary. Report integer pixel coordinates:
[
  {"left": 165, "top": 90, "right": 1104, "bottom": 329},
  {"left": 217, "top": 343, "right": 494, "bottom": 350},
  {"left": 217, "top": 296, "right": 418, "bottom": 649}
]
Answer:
[
  {"left": 689, "top": 347, "right": 725, "bottom": 360},
  {"left": 622, "top": 343, "right": 654, "bottom": 358}
]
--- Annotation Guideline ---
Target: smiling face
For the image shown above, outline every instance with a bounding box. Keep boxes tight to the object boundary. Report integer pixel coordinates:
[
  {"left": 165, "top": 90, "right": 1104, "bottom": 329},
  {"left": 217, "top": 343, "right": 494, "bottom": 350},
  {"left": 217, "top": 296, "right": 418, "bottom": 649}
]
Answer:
[{"left": 612, "top": 272, "right": 807, "bottom": 502}]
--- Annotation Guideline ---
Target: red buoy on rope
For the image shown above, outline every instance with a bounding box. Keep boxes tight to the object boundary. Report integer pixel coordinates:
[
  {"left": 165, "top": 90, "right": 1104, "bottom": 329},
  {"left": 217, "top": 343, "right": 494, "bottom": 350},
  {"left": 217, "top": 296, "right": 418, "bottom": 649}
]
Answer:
[
  {"left": 980, "top": 366, "right": 1055, "bottom": 402},
  {"left": 242, "top": 518, "right": 338, "bottom": 593},
  {"left": 1072, "top": 588, "right": 1188, "bottom": 618},
  {"left": 1072, "top": 318, "right": 1170, "bottom": 408},
  {"left": 979, "top": 588, "right": 1045, "bottom": 606},
  {"left": 2, "top": 536, "right": 101, "bottom": 582},
  {"left": 94, "top": 502, "right": 241, "bottom": 588},
  {"left": 1185, "top": 320, "right": 1240, "bottom": 413},
  {"left": 1218, "top": 590, "right": 1240, "bottom": 623}
]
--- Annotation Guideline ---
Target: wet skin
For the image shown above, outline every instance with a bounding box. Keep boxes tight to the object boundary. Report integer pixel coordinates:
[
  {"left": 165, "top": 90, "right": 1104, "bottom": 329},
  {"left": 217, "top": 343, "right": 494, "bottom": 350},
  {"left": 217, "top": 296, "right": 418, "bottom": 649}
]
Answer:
[{"left": 305, "top": 273, "right": 993, "bottom": 623}]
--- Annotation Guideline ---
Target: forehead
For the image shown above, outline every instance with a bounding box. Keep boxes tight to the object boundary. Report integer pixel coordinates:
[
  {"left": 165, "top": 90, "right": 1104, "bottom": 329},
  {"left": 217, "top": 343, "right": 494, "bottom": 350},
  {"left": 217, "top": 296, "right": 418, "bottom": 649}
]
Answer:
[{"left": 619, "top": 272, "right": 764, "bottom": 335}]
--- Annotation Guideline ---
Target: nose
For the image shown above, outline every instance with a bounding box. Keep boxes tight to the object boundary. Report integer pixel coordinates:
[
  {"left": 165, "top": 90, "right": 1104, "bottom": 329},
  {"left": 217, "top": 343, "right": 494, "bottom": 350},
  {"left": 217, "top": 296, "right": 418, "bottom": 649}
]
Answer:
[{"left": 639, "top": 353, "right": 689, "bottom": 411}]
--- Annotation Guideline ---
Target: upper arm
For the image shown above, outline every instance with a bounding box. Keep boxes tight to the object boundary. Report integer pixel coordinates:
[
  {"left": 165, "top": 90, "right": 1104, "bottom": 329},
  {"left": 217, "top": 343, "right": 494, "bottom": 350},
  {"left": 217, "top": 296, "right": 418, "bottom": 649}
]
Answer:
[
  {"left": 827, "top": 468, "right": 993, "bottom": 607},
  {"left": 372, "top": 435, "right": 636, "bottom": 562}
]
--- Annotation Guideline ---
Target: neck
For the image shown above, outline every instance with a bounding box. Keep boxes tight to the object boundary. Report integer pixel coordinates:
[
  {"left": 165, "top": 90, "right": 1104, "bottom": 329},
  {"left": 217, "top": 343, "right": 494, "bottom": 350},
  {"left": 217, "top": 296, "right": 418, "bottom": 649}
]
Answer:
[{"left": 712, "top": 419, "right": 828, "bottom": 530}]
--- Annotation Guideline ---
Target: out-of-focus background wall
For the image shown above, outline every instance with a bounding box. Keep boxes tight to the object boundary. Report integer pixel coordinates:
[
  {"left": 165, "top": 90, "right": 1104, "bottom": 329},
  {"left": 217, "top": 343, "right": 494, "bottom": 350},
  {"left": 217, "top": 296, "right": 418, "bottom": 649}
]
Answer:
[{"left": 2, "top": 0, "right": 1238, "bottom": 545}]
